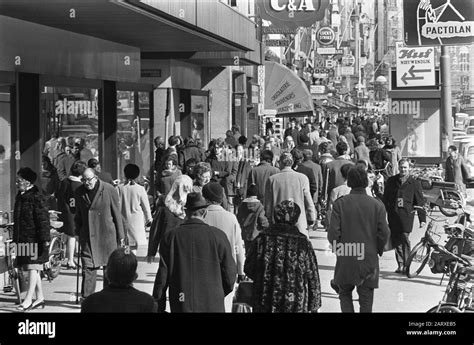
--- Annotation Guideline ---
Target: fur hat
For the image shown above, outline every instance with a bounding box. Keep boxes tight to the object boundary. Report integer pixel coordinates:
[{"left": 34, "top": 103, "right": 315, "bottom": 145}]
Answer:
[
  {"left": 17, "top": 167, "right": 37, "bottom": 184},
  {"left": 202, "top": 182, "right": 224, "bottom": 203},
  {"left": 124, "top": 164, "right": 140, "bottom": 180}
]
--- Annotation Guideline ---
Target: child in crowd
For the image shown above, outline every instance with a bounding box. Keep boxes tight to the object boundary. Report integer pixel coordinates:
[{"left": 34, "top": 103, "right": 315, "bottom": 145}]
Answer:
[{"left": 236, "top": 184, "right": 269, "bottom": 252}]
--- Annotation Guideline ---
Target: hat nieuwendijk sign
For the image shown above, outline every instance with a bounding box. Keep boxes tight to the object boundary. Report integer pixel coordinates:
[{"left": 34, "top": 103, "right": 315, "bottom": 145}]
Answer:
[
  {"left": 403, "top": 0, "right": 474, "bottom": 46},
  {"left": 257, "top": 0, "right": 330, "bottom": 30}
]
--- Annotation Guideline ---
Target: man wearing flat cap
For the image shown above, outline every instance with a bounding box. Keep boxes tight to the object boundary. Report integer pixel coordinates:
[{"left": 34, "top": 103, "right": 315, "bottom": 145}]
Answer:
[{"left": 153, "top": 192, "right": 237, "bottom": 312}]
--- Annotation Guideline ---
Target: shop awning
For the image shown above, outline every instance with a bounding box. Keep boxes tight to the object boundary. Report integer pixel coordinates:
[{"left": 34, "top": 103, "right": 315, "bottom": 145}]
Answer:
[{"left": 264, "top": 61, "right": 314, "bottom": 117}]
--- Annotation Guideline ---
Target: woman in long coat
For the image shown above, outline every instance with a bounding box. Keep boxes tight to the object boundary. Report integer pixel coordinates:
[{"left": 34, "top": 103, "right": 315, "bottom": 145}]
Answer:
[
  {"left": 13, "top": 168, "right": 51, "bottom": 311},
  {"left": 118, "top": 164, "right": 152, "bottom": 255},
  {"left": 244, "top": 200, "right": 321, "bottom": 313}
]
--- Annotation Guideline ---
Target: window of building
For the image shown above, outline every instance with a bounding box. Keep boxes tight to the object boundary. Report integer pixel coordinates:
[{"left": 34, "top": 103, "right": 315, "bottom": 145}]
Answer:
[
  {"left": 460, "top": 51, "right": 469, "bottom": 72},
  {"left": 41, "top": 86, "right": 99, "bottom": 172},
  {"left": 0, "top": 87, "right": 11, "bottom": 216},
  {"left": 116, "top": 91, "right": 151, "bottom": 181}
]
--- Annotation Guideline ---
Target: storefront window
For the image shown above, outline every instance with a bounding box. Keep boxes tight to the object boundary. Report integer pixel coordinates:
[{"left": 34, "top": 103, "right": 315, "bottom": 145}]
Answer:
[
  {"left": 117, "top": 91, "right": 151, "bottom": 180},
  {"left": 41, "top": 87, "right": 99, "bottom": 166},
  {"left": 0, "top": 87, "right": 11, "bottom": 217}
]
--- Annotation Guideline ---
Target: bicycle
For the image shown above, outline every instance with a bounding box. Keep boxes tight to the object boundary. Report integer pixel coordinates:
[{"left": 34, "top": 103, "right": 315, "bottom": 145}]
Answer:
[
  {"left": 427, "top": 253, "right": 474, "bottom": 313},
  {"left": 0, "top": 222, "right": 22, "bottom": 304},
  {"left": 405, "top": 206, "right": 449, "bottom": 278},
  {"left": 44, "top": 210, "right": 65, "bottom": 281}
]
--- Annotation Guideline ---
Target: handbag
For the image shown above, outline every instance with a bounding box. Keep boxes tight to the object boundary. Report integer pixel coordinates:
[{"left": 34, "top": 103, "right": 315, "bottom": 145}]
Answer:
[{"left": 232, "top": 278, "right": 253, "bottom": 313}]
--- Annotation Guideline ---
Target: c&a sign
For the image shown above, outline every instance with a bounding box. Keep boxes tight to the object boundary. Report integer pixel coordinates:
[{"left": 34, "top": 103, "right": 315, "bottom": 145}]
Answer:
[{"left": 257, "top": 0, "right": 329, "bottom": 30}]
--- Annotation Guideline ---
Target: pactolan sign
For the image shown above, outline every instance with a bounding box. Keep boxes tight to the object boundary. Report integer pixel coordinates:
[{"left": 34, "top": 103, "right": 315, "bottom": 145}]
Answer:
[{"left": 55, "top": 98, "right": 98, "bottom": 119}]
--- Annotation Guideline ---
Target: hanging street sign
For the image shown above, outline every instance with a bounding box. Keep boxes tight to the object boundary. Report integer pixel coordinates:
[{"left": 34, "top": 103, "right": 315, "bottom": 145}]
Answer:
[
  {"left": 341, "top": 66, "right": 354, "bottom": 76},
  {"left": 310, "top": 85, "right": 326, "bottom": 94},
  {"left": 256, "top": 0, "right": 330, "bottom": 30},
  {"left": 265, "top": 39, "right": 290, "bottom": 46},
  {"left": 316, "top": 27, "right": 336, "bottom": 45},
  {"left": 316, "top": 48, "right": 343, "bottom": 55},
  {"left": 403, "top": 0, "right": 474, "bottom": 46},
  {"left": 396, "top": 44, "right": 435, "bottom": 87},
  {"left": 342, "top": 54, "right": 355, "bottom": 66}
]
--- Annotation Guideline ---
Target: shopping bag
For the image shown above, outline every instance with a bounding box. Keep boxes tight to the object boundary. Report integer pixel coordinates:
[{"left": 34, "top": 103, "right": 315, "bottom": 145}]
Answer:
[{"left": 232, "top": 279, "right": 253, "bottom": 312}]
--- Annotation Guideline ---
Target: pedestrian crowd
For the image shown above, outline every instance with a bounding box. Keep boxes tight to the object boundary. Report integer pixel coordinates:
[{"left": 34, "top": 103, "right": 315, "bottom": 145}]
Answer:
[{"left": 10, "top": 113, "right": 470, "bottom": 313}]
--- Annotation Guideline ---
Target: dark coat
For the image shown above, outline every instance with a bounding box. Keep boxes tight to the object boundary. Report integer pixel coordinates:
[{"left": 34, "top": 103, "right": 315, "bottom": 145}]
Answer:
[
  {"left": 179, "top": 145, "right": 205, "bottom": 169},
  {"left": 40, "top": 170, "right": 60, "bottom": 210},
  {"left": 55, "top": 177, "right": 82, "bottom": 236},
  {"left": 235, "top": 159, "right": 253, "bottom": 201},
  {"left": 445, "top": 155, "right": 469, "bottom": 187},
  {"left": 236, "top": 198, "right": 269, "bottom": 242},
  {"left": 206, "top": 156, "right": 237, "bottom": 197},
  {"left": 81, "top": 286, "right": 157, "bottom": 313},
  {"left": 56, "top": 153, "right": 78, "bottom": 181},
  {"left": 154, "top": 147, "right": 166, "bottom": 172},
  {"left": 326, "top": 157, "right": 354, "bottom": 197},
  {"left": 383, "top": 175, "right": 426, "bottom": 243},
  {"left": 74, "top": 180, "right": 125, "bottom": 267},
  {"left": 147, "top": 206, "right": 184, "bottom": 257},
  {"left": 295, "top": 164, "right": 317, "bottom": 198},
  {"left": 300, "top": 160, "right": 323, "bottom": 202},
  {"left": 244, "top": 224, "right": 321, "bottom": 312},
  {"left": 153, "top": 218, "right": 237, "bottom": 312},
  {"left": 283, "top": 128, "right": 301, "bottom": 146},
  {"left": 328, "top": 189, "right": 390, "bottom": 288},
  {"left": 13, "top": 186, "right": 51, "bottom": 265},
  {"left": 247, "top": 162, "right": 280, "bottom": 204}
]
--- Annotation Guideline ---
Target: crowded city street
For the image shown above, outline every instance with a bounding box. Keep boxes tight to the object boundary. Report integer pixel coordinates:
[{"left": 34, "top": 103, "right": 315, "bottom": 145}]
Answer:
[{"left": 0, "top": 0, "right": 474, "bottom": 336}]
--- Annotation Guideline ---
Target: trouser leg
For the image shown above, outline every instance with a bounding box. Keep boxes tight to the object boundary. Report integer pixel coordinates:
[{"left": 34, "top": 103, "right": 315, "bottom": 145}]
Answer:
[
  {"left": 81, "top": 267, "right": 97, "bottom": 298},
  {"left": 357, "top": 285, "right": 374, "bottom": 313},
  {"left": 102, "top": 266, "right": 109, "bottom": 289},
  {"left": 338, "top": 284, "right": 355, "bottom": 313}
]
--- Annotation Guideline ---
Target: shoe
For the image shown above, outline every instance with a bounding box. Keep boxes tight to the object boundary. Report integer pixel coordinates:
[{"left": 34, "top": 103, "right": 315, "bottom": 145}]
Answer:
[
  {"left": 66, "top": 263, "right": 77, "bottom": 270},
  {"left": 395, "top": 267, "right": 404, "bottom": 274},
  {"left": 17, "top": 302, "right": 33, "bottom": 312},
  {"left": 31, "top": 300, "right": 45, "bottom": 310}
]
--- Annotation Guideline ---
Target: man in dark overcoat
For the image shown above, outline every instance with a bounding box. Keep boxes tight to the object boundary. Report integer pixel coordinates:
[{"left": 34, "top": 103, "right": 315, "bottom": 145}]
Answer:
[
  {"left": 153, "top": 192, "right": 236, "bottom": 312},
  {"left": 328, "top": 166, "right": 390, "bottom": 313},
  {"left": 383, "top": 158, "right": 426, "bottom": 273},
  {"left": 74, "top": 168, "right": 125, "bottom": 298}
]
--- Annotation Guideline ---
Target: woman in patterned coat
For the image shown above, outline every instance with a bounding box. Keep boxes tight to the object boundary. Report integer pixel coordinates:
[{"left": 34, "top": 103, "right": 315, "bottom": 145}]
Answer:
[{"left": 244, "top": 200, "right": 321, "bottom": 313}]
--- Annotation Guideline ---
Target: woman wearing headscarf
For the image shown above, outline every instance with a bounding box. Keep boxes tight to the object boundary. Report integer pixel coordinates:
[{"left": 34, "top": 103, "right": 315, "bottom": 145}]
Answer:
[
  {"left": 118, "top": 164, "right": 153, "bottom": 255},
  {"left": 244, "top": 200, "right": 322, "bottom": 313},
  {"left": 146, "top": 175, "right": 193, "bottom": 263}
]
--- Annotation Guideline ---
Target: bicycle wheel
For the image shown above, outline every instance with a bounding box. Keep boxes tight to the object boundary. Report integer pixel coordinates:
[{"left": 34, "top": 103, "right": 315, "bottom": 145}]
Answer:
[
  {"left": 427, "top": 304, "right": 461, "bottom": 313},
  {"left": 439, "top": 192, "right": 463, "bottom": 217},
  {"left": 406, "top": 241, "right": 431, "bottom": 278},
  {"left": 46, "top": 237, "right": 62, "bottom": 279}
]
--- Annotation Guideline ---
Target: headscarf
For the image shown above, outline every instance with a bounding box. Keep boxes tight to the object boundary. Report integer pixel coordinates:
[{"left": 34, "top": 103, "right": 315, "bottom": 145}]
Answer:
[
  {"left": 273, "top": 199, "right": 301, "bottom": 225},
  {"left": 164, "top": 175, "right": 193, "bottom": 219}
]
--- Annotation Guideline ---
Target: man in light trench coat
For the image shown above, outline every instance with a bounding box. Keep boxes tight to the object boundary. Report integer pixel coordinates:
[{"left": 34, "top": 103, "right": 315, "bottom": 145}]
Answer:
[{"left": 75, "top": 168, "right": 125, "bottom": 299}]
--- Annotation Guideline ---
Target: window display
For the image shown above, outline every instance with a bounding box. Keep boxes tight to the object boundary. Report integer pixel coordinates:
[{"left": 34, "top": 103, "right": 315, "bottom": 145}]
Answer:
[
  {"left": 117, "top": 91, "right": 151, "bottom": 180},
  {"left": 41, "top": 87, "right": 99, "bottom": 168}
]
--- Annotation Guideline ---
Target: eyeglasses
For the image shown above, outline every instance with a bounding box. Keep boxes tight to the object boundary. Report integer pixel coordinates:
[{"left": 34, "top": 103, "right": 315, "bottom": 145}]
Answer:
[{"left": 81, "top": 176, "right": 96, "bottom": 183}]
